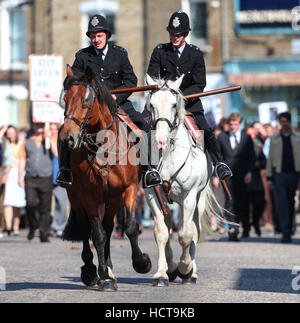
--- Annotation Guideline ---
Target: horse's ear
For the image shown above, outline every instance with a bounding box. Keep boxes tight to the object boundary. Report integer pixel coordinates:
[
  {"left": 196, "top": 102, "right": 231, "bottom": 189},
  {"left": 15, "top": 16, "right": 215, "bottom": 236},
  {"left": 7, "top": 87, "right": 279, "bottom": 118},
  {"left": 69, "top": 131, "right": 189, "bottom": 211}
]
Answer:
[
  {"left": 145, "top": 74, "right": 156, "bottom": 86},
  {"left": 66, "top": 64, "right": 74, "bottom": 78},
  {"left": 169, "top": 74, "right": 184, "bottom": 92}
]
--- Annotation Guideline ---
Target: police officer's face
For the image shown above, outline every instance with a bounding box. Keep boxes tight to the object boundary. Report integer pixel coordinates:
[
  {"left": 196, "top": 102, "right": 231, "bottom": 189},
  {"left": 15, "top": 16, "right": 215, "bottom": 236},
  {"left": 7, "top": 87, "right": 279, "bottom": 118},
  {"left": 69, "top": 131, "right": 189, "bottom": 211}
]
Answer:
[
  {"left": 90, "top": 31, "right": 107, "bottom": 51},
  {"left": 169, "top": 32, "right": 188, "bottom": 48}
]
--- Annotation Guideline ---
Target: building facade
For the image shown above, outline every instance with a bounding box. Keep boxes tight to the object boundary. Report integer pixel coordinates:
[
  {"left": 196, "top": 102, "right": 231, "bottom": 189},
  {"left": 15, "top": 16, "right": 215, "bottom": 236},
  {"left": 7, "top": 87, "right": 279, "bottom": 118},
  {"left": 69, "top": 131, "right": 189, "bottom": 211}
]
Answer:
[
  {"left": 1, "top": 0, "right": 298, "bottom": 129},
  {"left": 224, "top": 0, "right": 300, "bottom": 127}
]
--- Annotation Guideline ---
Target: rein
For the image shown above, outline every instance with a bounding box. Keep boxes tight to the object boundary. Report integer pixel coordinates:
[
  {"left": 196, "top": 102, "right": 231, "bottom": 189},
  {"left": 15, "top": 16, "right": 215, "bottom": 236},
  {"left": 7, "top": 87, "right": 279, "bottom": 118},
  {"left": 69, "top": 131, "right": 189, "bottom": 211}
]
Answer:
[{"left": 149, "top": 84, "right": 191, "bottom": 199}]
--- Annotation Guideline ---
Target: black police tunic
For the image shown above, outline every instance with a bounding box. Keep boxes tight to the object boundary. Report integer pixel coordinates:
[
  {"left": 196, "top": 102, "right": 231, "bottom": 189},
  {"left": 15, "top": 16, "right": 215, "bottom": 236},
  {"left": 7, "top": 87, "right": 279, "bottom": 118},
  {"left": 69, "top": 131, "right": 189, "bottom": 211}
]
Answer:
[
  {"left": 147, "top": 42, "right": 206, "bottom": 114},
  {"left": 71, "top": 44, "right": 137, "bottom": 105},
  {"left": 69, "top": 44, "right": 148, "bottom": 131}
]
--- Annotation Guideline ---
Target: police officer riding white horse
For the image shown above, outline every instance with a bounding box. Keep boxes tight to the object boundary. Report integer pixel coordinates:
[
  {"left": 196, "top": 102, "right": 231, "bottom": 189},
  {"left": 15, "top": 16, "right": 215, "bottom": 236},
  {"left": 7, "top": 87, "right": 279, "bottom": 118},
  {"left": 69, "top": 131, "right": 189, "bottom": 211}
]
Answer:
[
  {"left": 146, "top": 11, "right": 232, "bottom": 181},
  {"left": 57, "top": 12, "right": 232, "bottom": 189}
]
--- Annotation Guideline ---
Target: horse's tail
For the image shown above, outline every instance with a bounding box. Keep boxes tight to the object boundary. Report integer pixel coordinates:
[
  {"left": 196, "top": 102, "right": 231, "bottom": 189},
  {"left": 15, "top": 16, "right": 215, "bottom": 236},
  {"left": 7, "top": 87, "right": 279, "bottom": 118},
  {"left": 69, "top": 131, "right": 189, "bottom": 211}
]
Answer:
[
  {"left": 198, "top": 183, "right": 239, "bottom": 241},
  {"left": 62, "top": 208, "right": 85, "bottom": 242}
]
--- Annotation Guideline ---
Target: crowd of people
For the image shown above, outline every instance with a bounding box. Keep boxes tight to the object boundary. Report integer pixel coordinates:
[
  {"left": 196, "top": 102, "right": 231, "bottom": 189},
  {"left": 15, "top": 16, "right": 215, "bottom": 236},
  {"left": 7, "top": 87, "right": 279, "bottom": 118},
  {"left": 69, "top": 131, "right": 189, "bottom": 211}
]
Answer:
[
  {"left": 0, "top": 111, "right": 299, "bottom": 244},
  {"left": 0, "top": 123, "right": 68, "bottom": 242},
  {"left": 212, "top": 111, "right": 300, "bottom": 243}
]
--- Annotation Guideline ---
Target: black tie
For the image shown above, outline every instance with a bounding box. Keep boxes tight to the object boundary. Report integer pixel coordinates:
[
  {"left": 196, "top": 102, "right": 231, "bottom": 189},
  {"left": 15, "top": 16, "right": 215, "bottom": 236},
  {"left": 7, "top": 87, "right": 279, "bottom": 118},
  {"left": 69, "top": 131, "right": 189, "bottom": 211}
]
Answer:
[
  {"left": 233, "top": 134, "right": 238, "bottom": 154},
  {"left": 98, "top": 51, "right": 104, "bottom": 61}
]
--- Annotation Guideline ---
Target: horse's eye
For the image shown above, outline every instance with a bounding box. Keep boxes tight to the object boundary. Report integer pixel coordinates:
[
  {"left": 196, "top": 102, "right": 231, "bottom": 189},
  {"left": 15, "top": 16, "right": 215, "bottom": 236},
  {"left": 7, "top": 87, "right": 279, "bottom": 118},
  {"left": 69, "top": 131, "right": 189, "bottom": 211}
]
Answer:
[{"left": 172, "top": 103, "right": 177, "bottom": 109}]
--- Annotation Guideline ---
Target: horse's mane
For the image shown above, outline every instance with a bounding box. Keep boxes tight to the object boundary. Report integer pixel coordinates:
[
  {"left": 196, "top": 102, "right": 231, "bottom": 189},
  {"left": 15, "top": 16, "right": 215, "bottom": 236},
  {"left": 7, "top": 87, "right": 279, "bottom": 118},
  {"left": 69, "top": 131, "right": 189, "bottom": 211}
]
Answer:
[
  {"left": 63, "top": 70, "right": 118, "bottom": 117},
  {"left": 146, "top": 77, "right": 186, "bottom": 121}
]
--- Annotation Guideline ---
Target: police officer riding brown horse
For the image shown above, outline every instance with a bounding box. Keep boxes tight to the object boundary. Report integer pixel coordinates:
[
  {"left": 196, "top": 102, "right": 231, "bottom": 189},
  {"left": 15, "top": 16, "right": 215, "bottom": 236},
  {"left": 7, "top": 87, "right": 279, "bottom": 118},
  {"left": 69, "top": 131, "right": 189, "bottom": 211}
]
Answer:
[{"left": 57, "top": 14, "right": 161, "bottom": 188}]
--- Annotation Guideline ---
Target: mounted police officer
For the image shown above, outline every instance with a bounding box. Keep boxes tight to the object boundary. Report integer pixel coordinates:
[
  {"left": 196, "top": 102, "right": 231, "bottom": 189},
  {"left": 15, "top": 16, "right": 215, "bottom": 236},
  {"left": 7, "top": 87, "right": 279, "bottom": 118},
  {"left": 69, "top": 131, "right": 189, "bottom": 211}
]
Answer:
[
  {"left": 56, "top": 14, "right": 160, "bottom": 187},
  {"left": 146, "top": 11, "right": 232, "bottom": 181}
]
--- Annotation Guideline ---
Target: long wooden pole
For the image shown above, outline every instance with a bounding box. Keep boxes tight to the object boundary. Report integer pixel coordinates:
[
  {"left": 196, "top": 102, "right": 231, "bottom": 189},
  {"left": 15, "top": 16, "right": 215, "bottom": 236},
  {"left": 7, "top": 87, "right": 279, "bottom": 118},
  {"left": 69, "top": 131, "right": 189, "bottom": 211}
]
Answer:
[
  {"left": 110, "top": 85, "right": 241, "bottom": 99},
  {"left": 110, "top": 85, "right": 158, "bottom": 94},
  {"left": 184, "top": 85, "right": 241, "bottom": 100}
]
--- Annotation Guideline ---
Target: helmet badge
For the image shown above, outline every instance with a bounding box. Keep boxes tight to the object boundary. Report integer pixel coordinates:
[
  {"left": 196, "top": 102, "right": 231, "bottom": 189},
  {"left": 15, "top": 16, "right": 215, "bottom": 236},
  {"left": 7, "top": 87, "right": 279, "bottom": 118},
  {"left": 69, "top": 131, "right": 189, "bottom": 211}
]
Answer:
[
  {"left": 172, "top": 16, "right": 181, "bottom": 28},
  {"left": 91, "top": 16, "right": 99, "bottom": 27}
]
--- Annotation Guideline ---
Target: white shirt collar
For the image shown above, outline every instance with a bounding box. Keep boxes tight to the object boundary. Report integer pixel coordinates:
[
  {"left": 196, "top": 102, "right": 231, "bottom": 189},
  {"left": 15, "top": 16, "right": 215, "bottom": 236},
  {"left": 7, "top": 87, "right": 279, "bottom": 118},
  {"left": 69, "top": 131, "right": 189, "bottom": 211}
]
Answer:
[
  {"left": 173, "top": 43, "right": 186, "bottom": 55},
  {"left": 94, "top": 44, "right": 108, "bottom": 58},
  {"left": 230, "top": 129, "right": 241, "bottom": 141}
]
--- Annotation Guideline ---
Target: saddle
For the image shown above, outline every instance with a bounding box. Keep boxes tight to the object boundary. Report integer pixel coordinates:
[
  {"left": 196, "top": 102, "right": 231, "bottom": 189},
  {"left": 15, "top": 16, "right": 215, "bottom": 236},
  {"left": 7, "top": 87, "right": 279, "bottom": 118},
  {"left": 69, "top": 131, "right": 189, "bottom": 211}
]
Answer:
[
  {"left": 184, "top": 112, "right": 204, "bottom": 147},
  {"left": 117, "top": 107, "right": 142, "bottom": 138}
]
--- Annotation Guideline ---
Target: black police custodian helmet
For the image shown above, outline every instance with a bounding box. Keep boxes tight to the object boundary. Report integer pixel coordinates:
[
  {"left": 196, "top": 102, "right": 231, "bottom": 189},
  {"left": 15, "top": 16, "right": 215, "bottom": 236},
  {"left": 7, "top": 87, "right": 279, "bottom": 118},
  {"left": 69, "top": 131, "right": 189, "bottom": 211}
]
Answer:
[
  {"left": 86, "top": 14, "right": 111, "bottom": 39},
  {"left": 166, "top": 11, "right": 191, "bottom": 35}
]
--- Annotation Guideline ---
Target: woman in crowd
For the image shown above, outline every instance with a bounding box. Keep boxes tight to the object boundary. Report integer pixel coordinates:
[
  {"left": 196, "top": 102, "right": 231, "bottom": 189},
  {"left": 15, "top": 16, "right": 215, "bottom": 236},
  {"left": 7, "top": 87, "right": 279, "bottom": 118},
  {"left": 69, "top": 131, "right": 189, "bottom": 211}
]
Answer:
[{"left": 1, "top": 125, "right": 26, "bottom": 235}]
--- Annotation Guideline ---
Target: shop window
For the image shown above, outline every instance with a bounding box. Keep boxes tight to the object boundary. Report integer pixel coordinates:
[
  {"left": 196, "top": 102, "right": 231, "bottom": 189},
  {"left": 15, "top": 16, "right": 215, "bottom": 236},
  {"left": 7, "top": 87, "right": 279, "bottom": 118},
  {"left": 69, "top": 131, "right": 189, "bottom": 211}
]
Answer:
[
  {"left": 10, "top": 8, "right": 26, "bottom": 64},
  {"left": 190, "top": 0, "right": 207, "bottom": 40}
]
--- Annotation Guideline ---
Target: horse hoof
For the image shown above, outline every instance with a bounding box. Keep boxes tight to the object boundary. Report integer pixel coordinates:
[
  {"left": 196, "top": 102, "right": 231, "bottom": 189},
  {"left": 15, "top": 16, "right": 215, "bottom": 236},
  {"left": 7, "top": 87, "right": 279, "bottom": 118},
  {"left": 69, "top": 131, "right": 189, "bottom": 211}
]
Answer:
[
  {"left": 167, "top": 268, "right": 178, "bottom": 282},
  {"left": 133, "top": 253, "right": 152, "bottom": 274},
  {"left": 153, "top": 278, "right": 169, "bottom": 287},
  {"left": 178, "top": 268, "right": 193, "bottom": 280},
  {"left": 98, "top": 279, "right": 118, "bottom": 291},
  {"left": 182, "top": 277, "right": 197, "bottom": 285},
  {"left": 80, "top": 264, "right": 98, "bottom": 286}
]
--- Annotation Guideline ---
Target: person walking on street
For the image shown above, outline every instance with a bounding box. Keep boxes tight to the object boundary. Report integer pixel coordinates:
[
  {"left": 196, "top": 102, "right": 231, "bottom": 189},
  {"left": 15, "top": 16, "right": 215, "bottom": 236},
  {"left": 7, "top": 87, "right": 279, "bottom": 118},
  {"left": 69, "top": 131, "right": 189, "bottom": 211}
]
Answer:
[
  {"left": 213, "top": 113, "right": 255, "bottom": 241},
  {"left": 49, "top": 123, "right": 68, "bottom": 238},
  {"left": 2, "top": 126, "right": 26, "bottom": 236},
  {"left": 266, "top": 112, "right": 300, "bottom": 243},
  {"left": 18, "top": 123, "right": 53, "bottom": 242}
]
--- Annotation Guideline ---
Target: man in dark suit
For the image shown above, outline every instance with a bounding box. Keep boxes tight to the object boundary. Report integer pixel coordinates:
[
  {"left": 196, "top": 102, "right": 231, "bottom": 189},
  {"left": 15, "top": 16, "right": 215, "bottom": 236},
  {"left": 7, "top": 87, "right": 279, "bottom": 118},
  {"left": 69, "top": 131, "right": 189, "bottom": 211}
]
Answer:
[
  {"left": 57, "top": 14, "right": 161, "bottom": 187},
  {"left": 213, "top": 113, "right": 255, "bottom": 241},
  {"left": 146, "top": 11, "right": 232, "bottom": 182}
]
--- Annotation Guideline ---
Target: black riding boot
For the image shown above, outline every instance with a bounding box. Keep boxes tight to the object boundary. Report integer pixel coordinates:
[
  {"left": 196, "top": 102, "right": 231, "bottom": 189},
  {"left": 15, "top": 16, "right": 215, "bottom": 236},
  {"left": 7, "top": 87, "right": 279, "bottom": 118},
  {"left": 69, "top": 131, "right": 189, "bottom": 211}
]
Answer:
[
  {"left": 205, "top": 132, "right": 232, "bottom": 181},
  {"left": 140, "top": 132, "right": 162, "bottom": 188},
  {"left": 56, "top": 141, "right": 73, "bottom": 187}
]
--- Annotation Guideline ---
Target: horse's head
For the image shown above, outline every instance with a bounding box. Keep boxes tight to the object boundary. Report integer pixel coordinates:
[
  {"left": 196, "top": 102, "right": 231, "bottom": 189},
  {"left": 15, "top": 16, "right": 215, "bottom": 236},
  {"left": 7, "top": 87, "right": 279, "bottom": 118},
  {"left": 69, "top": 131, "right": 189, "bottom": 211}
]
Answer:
[
  {"left": 59, "top": 66, "right": 99, "bottom": 150},
  {"left": 146, "top": 74, "right": 185, "bottom": 150}
]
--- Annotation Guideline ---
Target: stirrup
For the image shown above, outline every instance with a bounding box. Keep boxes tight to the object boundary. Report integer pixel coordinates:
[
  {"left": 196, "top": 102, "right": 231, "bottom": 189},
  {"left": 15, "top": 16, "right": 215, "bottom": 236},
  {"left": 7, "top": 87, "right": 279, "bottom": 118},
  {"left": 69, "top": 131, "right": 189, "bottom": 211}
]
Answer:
[
  {"left": 56, "top": 167, "right": 73, "bottom": 187},
  {"left": 215, "top": 162, "right": 232, "bottom": 181},
  {"left": 144, "top": 169, "right": 163, "bottom": 188}
]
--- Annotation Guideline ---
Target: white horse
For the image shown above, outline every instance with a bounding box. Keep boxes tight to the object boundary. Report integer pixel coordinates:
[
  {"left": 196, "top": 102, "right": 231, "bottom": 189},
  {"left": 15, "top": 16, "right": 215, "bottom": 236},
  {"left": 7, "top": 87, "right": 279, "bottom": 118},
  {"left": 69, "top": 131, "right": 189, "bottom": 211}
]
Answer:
[{"left": 144, "top": 74, "right": 237, "bottom": 286}]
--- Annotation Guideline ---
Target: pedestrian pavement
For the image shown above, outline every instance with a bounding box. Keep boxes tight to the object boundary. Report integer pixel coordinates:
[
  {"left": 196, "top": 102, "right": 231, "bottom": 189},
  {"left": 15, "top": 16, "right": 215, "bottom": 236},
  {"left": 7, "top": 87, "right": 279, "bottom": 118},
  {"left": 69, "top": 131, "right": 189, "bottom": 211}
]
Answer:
[{"left": 0, "top": 219, "right": 300, "bottom": 303}]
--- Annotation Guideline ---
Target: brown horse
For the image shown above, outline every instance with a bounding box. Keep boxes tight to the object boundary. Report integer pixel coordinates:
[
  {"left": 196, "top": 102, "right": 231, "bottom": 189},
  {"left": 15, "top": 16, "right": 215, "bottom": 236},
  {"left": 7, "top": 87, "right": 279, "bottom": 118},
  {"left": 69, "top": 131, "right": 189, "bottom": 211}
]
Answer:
[{"left": 59, "top": 66, "right": 151, "bottom": 291}]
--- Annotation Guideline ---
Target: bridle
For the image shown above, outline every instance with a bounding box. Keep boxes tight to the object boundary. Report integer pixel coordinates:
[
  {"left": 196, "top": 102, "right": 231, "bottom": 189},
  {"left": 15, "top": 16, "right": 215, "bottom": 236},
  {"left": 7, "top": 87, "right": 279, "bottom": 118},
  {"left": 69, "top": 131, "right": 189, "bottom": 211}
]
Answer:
[
  {"left": 149, "top": 84, "right": 181, "bottom": 131},
  {"left": 64, "top": 83, "right": 96, "bottom": 127},
  {"left": 60, "top": 81, "right": 115, "bottom": 149}
]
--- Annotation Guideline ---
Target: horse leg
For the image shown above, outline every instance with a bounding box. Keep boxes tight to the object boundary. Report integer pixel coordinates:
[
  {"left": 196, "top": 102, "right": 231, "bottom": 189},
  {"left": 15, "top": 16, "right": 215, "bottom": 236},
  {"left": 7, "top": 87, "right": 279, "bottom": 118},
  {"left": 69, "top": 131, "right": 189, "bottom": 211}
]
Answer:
[
  {"left": 102, "top": 201, "right": 121, "bottom": 276},
  {"left": 145, "top": 188, "right": 170, "bottom": 286},
  {"left": 177, "top": 192, "right": 198, "bottom": 281},
  {"left": 64, "top": 207, "right": 98, "bottom": 287},
  {"left": 90, "top": 210, "right": 117, "bottom": 291},
  {"left": 81, "top": 237, "right": 98, "bottom": 286},
  {"left": 123, "top": 184, "right": 152, "bottom": 275},
  {"left": 164, "top": 211, "right": 178, "bottom": 282}
]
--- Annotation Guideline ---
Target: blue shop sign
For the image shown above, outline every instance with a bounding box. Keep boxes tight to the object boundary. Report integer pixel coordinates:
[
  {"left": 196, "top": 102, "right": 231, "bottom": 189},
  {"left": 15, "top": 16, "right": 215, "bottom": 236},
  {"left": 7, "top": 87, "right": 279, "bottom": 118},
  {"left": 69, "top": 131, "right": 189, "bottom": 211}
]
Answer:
[{"left": 234, "top": 0, "right": 300, "bottom": 34}]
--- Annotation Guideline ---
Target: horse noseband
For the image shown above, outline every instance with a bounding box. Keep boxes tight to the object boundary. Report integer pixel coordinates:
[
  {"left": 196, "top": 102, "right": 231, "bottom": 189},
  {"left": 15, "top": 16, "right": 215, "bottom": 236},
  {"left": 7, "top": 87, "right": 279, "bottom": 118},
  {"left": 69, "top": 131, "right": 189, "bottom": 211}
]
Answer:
[
  {"left": 150, "top": 86, "right": 180, "bottom": 131},
  {"left": 152, "top": 117, "right": 177, "bottom": 131}
]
